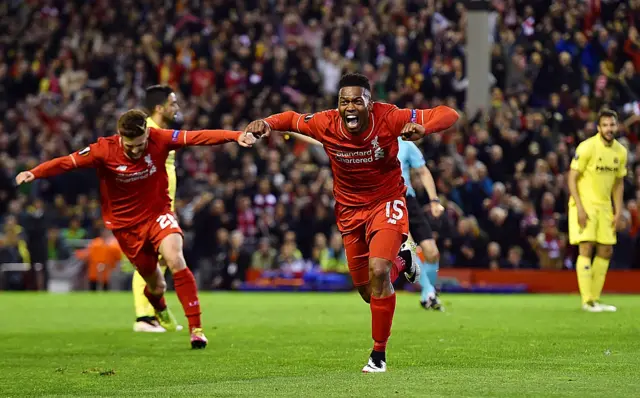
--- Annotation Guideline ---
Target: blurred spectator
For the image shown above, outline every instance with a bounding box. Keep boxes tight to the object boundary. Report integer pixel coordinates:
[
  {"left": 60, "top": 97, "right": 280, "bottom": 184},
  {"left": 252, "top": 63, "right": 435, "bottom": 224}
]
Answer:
[
  {"left": 611, "top": 211, "right": 635, "bottom": 269},
  {"left": 251, "top": 237, "right": 278, "bottom": 270},
  {"left": 529, "top": 220, "right": 568, "bottom": 270},
  {"left": 453, "top": 217, "right": 488, "bottom": 268},
  {"left": 213, "top": 230, "right": 251, "bottom": 290},
  {"left": 275, "top": 232, "right": 307, "bottom": 273},
  {"left": 0, "top": 232, "right": 28, "bottom": 290},
  {"left": 18, "top": 199, "right": 49, "bottom": 285},
  {"left": 62, "top": 217, "right": 87, "bottom": 241},
  {"left": 501, "top": 246, "right": 527, "bottom": 269},
  {"left": 47, "top": 228, "right": 70, "bottom": 262},
  {"left": 0, "top": 231, "right": 28, "bottom": 265},
  {"left": 487, "top": 242, "right": 502, "bottom": 271},
  {"left": 76, "top": 227, "right": 122, "bottom": 291},
  {"left": 317, "top": 231, "right": 348, "bottom": 272}
]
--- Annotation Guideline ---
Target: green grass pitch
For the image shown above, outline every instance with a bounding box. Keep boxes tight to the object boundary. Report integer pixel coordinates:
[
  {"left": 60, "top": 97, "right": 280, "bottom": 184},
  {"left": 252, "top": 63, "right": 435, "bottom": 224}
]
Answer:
[{"left": 1, "top": 292, "right": 640, "bottom": 397}]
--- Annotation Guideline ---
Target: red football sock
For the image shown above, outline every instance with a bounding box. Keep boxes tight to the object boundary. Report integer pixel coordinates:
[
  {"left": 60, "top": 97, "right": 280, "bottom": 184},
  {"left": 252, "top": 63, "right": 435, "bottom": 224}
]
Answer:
[
  {"left": 389, "top": 255, "right": 406, "bottom": 283},
  {"left": 143, "top": 286, "right": 167, "bottom": 312},
  {"left": 173, "top": 268, "right": 202, "bottom": 331},
  {"left": 370, "top": 293, "right": 397, "bottom": 352}
]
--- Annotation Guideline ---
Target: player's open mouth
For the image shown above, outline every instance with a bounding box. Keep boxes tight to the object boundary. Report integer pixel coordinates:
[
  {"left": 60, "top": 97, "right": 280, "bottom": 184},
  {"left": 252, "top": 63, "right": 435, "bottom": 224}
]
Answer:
[{"left": 345, "top": 115, "right": 359, "bottom": 129}]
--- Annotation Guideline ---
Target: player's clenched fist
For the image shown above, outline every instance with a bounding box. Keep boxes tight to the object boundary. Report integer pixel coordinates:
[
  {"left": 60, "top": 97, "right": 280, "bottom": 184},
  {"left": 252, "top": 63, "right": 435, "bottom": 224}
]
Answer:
[
  {"left": 237, "top": 131, "right": 258, "bottom": 147},
  {"left": 245, "top": 119, "right": 271, "bottom": 138},
  {"left": 400, "top": 122, "right": 425, "bottom": 141},
  {"left": 15, "top": 171, "right": 35, "bottom": 186}
]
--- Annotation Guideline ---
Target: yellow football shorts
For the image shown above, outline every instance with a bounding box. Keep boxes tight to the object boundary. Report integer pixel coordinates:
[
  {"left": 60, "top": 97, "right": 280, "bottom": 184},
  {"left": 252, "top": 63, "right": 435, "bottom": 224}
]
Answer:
[{"left": 568, "top": 205, "right": 616, "bottom": 245}]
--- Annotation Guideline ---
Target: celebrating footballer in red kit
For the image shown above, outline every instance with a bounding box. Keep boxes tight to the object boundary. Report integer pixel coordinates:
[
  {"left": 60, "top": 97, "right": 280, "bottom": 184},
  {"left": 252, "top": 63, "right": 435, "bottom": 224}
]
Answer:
[
  {"left": 15, "top": 109, "right": 257, "bottom": 349},
  {"left": 245, "top": 73, "right": 459, "bottom": 372}
]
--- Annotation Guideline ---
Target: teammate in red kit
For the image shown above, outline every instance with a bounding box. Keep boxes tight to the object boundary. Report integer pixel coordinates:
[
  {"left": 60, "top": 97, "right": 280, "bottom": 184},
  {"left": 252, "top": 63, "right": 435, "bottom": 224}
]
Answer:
[
  {"left": 15, "top": 109, "right": 257, "bottom": 349},
  {"left": 245, "top": 73, "right": 458, "bottom": 372}
]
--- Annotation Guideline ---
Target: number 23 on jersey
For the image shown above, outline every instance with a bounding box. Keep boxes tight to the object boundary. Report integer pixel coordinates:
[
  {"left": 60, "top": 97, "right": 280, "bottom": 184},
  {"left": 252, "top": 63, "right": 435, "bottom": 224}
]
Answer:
[{"left": 156, "top": 213, "right": 179, "bottom": 230}]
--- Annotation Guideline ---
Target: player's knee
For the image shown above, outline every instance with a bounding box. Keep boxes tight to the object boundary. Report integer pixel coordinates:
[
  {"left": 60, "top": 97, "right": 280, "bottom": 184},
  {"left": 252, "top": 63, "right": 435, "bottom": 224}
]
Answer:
[
  {"left": 150, "top": 279, "right": 167, "bottom": 296},
  {"left": 421, "top": 241, "right": 440, "bottom": 263},
  {"left": 578, "top": 243, "right": 594, "bottom": 258},
  {"left": 163, "top": 251, "right": 187, "bottom": 272},
  {"left": 357, "top": 285, "right": 371, "bottom": 303},
  {"left": 369, "top": 258, "right": 391, "bottom": 281},
  {"left": 596, "top": 245, "right": 613, "bottom": 259},
  {"left": 159, "top": 234, "right": 186, "bottom": 272}
]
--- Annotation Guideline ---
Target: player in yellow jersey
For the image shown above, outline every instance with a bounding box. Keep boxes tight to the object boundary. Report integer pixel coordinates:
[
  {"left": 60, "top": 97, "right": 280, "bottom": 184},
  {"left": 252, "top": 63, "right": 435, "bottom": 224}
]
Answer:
[
  {"left": 132, "top": 85, "right": 184, "bottom": 332},
  {"left": 568, "top": 109, "right": 627, "bottom": 313}
]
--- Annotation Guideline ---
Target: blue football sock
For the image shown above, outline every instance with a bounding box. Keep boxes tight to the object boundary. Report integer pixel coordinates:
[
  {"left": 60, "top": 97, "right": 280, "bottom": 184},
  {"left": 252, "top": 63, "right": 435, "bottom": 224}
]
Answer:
[{"left": 420, "top": 261, "right": 439, "bottom": 302}]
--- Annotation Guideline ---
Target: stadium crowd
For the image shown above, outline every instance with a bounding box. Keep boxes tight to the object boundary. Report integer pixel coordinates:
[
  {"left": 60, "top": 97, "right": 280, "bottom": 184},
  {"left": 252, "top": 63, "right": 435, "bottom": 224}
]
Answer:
[{"left": 2, "top": 0, "right": 640, "bottom": 290}]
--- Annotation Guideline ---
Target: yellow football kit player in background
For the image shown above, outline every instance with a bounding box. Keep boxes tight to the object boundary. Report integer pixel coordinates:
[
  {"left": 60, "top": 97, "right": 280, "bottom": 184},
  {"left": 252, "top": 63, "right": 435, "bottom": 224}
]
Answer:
[
  {"left": 568, "top": 109, "right": 627, "bottom": 313},
  {"left": 132, "top": 86, "right": 182, "bottom": 332}
]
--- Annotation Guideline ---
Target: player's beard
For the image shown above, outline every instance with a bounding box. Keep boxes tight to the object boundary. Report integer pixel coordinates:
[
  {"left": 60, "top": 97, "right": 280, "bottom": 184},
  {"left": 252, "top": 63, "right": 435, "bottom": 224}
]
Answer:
[
  {"left": 601, "top": 130, "right": 616, "bottom": 143},
  {"left": 124, "top": 143, "right": 148, "bottom": 160},
  {"left": 165, "top": 111, "right": 183, "bottom": 128},
  {"left": 126, "top": 151, "right": 144, "bottom": 160}
]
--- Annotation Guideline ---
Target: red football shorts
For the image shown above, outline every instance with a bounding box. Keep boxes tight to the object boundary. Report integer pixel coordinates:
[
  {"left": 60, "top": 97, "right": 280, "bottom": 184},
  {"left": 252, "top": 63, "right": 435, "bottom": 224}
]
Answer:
[
  {"left": 335, "top": 197, "right": 409, "bottom": 287},
  {"left": 112, "top": 212, "right": 183, "bottom": 278}
]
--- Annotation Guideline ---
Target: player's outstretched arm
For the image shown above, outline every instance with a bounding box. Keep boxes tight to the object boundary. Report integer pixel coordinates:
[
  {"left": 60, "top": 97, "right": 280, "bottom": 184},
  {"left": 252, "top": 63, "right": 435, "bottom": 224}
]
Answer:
[
  {"left": 391, "top": 106, "right": 459, "bottom": 141},
  {"left": 163, "top": 128, "right": 256, "bottom": 149},
  {"left": 16, "top": 145, "right": 101, "bottom": 185},
  {"left": 287, "top": 132, "right": 323, "bottom": 147},
  {"left": 245, "top": 111, "right": 324, "bottom": 141},
  {"left": 419, "top": 106, "right": 459, "bottom": 134}
]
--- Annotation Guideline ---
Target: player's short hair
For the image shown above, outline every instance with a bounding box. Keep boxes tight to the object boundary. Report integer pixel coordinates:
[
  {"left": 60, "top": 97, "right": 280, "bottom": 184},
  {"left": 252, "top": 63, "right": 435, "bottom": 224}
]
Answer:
[
  {"left": 597, "top": 108, "right": 618, "bottom": 124},
  {"left": 144, "top": 85, "right": 173, "bottom": 114},
  {"left": 338, "top": 73, "right": 371, "bottom": 93},
  {"left": 118, "top": 109, "right": 148, "bottom": 138}
]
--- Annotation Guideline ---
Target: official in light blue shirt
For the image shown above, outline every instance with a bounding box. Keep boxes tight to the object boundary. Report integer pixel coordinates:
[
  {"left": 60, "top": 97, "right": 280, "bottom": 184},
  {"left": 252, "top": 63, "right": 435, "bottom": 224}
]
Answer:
[
  {"left": 396, "top": 136, "right": 445, "bottom": 310},
  {"left": 397, "top": 137, "right": 426, "bottom": 197}
]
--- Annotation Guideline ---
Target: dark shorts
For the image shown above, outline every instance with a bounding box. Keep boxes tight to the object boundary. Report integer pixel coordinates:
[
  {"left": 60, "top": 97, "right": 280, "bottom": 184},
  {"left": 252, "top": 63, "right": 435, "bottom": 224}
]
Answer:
[{"left": 406, "top": 195, "right": 433, "bottom": 242}]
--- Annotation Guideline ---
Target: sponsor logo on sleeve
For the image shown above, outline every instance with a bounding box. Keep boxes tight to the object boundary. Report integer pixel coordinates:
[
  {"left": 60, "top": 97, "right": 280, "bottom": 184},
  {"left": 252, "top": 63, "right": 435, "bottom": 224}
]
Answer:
[
  {"left": 78, "top": 147, "right": 90, "bottom": 156},
  {"left": 172, "top": 130, "right": 180, "bottom": 142},
  {"left": 410, "top": 109, "right": 417, "bottom": 123},
  {"left": 304, "top": 114, "right": 314, "bottom": 123}
]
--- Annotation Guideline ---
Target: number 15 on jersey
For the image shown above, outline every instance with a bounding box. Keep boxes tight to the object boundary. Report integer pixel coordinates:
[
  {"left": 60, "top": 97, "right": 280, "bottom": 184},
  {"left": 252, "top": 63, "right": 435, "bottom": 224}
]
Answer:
[{"left": 385, "top": 200, "right": 405, "bottom": 225}]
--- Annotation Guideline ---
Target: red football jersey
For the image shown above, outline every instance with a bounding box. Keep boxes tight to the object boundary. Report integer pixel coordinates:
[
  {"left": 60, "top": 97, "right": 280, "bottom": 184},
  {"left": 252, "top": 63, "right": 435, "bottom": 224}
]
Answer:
[
  {"left": 264, "top": 102, "right": 458, "bottom": 208},
  {"left": 30, "top": 127, "right": 241, "bottom": 229}
]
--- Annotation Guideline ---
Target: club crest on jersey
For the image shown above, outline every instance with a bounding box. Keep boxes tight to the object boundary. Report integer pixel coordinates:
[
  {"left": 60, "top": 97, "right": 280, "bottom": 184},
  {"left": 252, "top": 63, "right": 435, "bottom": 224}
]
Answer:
[
  {"left": 172, "top": 130, "right": 180, "bottom": 142},
  {"left": 144, "top": 154, "right": 157, "bottom": 176},
  {"left": 78, "top": 147, "right": 90, "bottom": 156},
  {"left": 304, "top": 114, "right": 314, "bottom": 123},
  {"left": 372, "top": 136, "right": 384, "bottom": 161},
  {"left": 115, "top": 154, "right": 157, "bottom": 183},
  {"left": 334, "top": 135, "right": 384, "bottom": 164}
]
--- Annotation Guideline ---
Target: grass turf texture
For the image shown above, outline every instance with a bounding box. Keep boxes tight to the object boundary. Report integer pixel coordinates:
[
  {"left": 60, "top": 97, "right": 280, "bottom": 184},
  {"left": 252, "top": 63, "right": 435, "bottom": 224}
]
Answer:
[{"left": 1, "top": 293, "right": 640, "bottom": 397}]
